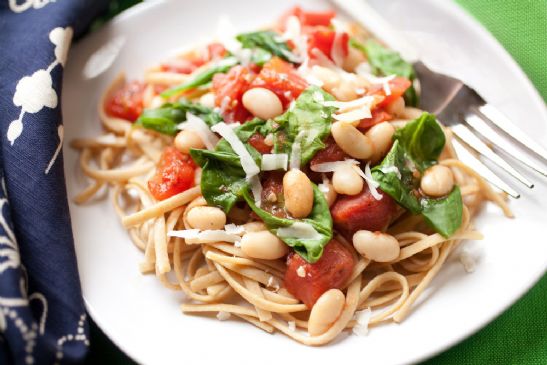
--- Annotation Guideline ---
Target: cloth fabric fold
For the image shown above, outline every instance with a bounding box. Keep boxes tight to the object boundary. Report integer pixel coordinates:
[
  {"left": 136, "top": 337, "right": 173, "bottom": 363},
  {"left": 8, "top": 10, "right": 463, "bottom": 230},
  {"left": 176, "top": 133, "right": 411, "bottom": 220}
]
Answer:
[{"left": 0, "top": 1, "right": 109, "bottom": 364}]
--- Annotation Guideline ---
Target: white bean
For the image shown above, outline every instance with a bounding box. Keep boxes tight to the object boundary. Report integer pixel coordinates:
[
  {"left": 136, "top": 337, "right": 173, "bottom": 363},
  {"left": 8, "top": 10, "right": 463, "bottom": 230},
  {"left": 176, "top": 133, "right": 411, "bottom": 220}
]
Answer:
[
  {"left": 242, "top": 221, "right": 267, "bottom": 233},
  {"left": 331, "top": 81, "right": 358, "bottom": 101},
  {"left": 385, "top": 96, "right": 405, "bottom": 117},
  {"left": 332, "top": 164, "right": 363, "bottom": 195},
  {"left": 308, "top": 289, "right": 345, "bottom": 336},
  {"left": 174, "top": 129, "right": 205, "bottom": 154},
  {"left": 240, "top": 231, "right": 288, "bottom": 260},
  {"left": 343, "top": 46, "right": 366, "bottom": 72},
  {"left": 199, "top": 92, "right": 216, "bottom": 108},
  {"left": 331, "top": 121, "right": 373, "bottom": 159},
  {"left": 186, "top": 206, "right": 226, "bottom": 230},
  {"left": 420, "top": 165, "right": 455, "bottom": 197},
  {"left": 401, "top": 107, "right": 424, "bottom": 120},
  {"left": 366, "top": 122, "right": 395, "bottom": 162},
  {"left": 310, "top": 66, "right": 341, "bottom": 90},
  {"left": 320, "top": 180, "right": 338, "bottom": 207},
  {"left": 283, "top": 169, "right": 314, "bottom": 218},
  {"left": 242, "top": 87, "right": 283, "bottom": 120},
  {"left": 352, "top": 230, "right": 400, "bottom": 262}
]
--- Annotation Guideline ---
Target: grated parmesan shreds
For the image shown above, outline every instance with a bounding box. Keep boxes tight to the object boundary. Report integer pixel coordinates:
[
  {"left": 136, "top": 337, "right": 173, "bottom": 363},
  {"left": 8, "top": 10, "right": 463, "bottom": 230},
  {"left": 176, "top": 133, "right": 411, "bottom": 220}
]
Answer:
[
  {"left": 352, "top": 308, "right": 372, "bottom": 336},
  {"left": 289, "top": 131, "right": 306, "bottom": 170},
  {"left": 459, "top": 247, "right": 476, "bottom": 273},
  {"left": 353, "top": 163, "right": 383, "bottom": 200},
  {"left": 277, "top": 222, "right": 322, "bottom": 241},
  {"left": 379, "top": 165, "right": 402, "bottom": 179},
  {"left": 168, "top": 228, "right": 241, "bottom": 244},
  {"left": 296, "top": 266, "right": 306, "bottom": 278},
  {"left": 310, "top": 159, "right": 360, "bottom": 173},
  {"left": 211, "top": 122, "right": 259, "bottom": 178},
  {"left": 248, "top": 175, "right": 263, "bottom": 208},
  {"left": 178, "top": 113, "right": 219, "bottom": 150},
  {"left": 217, "top": 311, "right": 231, "bottom": 321},
  {"left": 261, "top": 153, "right": 289, "bottom": 171}
]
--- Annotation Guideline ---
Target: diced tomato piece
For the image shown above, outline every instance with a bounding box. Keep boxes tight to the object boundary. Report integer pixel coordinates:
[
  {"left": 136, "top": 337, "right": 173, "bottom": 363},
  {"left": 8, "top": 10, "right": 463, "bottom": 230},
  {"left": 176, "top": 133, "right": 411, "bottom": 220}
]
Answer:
[
  {"left": 357, "top": 108, "right": 393, "bottom": 130},
  {"left": 310, "top": 136, "right": 349, "bottom": 167},
  {"left": 368, "top": 77, "right": 411, "bottom": 108},
  {"left": 284, "top": 239, "right": 355, "bottom": 307},
  {"left": 248, "top": 133, "right": 272, "bottom": 154},
  {"left": 278, "top": 6, "right": 336, "bottom": 30},
  {"left": 307, "top": 28, "right": 349, "bottom": 61},
  {"left": 104, "top": 81, "right": 146, "bottom": 122},
  {"left": 250, "top": 57, "right": 308, "bottom": 106},
  {"left": 148, "top": 147, "right": 196, "bottom": 201},
  {"left": 207, "top": 42, "right": 228, "bottom": 60},
  {"left": 212, "top": 65, "right": 256, "bottom": 123},
  {"left": 331, "top": 185, "right": 397, "bottom": 237},
  {"left": 259, "top": 171, "right": 288, "bottom": 218}
]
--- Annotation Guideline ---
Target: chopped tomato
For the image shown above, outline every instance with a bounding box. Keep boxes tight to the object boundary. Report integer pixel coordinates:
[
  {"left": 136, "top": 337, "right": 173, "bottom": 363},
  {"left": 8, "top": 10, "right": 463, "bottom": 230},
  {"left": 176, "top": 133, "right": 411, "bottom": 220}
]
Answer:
[
  {"left": 331, "top": 185, "right": 397, "bottom": 237},
  {"left": 278, "top": 6, "right": 336, "bottom": 30},
  {"left": 284, "top": 239, "right": 355, "bottom": 307},
  {"left": 357, "top": 108, "right": 393, "bottom": 130},
  {"left": 310, "top": 137, "right": 349, "bottom": 167},
  {"left": 148, "top": 147, "right": 196, "bottom": 201},
  {"left": 212, "top": 65, "right": 256, "bottom": 123},
  {"left": 248, "top": 133, "right": 272, "bottom": 154},
  {"left": 250, "top": 57, "right": 308, "bottom": 106},
  {"left": 207, "top": 42, "right": 228, "bottom": 60},
  {"left": 259, "top": 171, "right": 288, "bottom": 218},
  {"left": 368, "top": 77, "right": 411, "bottom": 108},
  {"left": 104, "top": 81, "right": 145, "bottom": 122},
  {"left": 307, "top": 28, "right": 349, "bottom": 61}
]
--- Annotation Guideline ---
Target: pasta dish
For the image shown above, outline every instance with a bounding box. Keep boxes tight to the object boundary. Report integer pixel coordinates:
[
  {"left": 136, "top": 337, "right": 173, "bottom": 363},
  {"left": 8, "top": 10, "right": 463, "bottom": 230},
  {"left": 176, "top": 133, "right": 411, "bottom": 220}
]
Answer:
[{"left": 72, "top": 6, "right": 511, "bottom": 345}]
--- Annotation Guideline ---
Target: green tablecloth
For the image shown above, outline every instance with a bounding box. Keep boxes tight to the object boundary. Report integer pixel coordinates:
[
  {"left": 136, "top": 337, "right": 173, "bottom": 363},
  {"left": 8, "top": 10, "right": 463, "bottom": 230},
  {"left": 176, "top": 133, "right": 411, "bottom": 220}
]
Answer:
[{"left": 85, "top": 1, "right": 547, "bottom": 364}]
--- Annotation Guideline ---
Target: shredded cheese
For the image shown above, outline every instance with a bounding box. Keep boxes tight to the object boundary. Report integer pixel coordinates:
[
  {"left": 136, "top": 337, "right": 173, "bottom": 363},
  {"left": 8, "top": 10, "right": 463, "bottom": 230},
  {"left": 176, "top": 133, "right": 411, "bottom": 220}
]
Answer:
[
  {"left": 296, "top": 266, "right": 306, "bottom": 278},
  {"left": 310, "top": 159, "right": 360, "bottom": 173},
  {"left": 168, "top": 228, "right": 241, "bottom": 243},
  {"left": 289, "top": 130, "right": 306, "bottom": 170},
  {"left": 261, "top": 153, "right": 289, "bottom": 171},
  {"left": 277, "top": 222, "right": 322, "bottom": 241},
  {"left": 459, "top": 247, "right": 476, "bottom": 273},
  {"left": 216, "top": 311, "right": 231, "bottom": 321},
  {"left": 178, "top": 113, "right": 219, "bottom": 150},
  {"left": 352, "top": 308, "right": 372, "bottom": 336},
  {"left": 353, "top": 163, "right": 383, "bottom": 200},
  {"left": 211, "top": 122, "right": 259, "bottom": 178},
  {"left": 248, "top": 175, "right": 263, "bottom": 208},
  {"left": 379, "top": 165, "right": 402, "bottom": 179}
]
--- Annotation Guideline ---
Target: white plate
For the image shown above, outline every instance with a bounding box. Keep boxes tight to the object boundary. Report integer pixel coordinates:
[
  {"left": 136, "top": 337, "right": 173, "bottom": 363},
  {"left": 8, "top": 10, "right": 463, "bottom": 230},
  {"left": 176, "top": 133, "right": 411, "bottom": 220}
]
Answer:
[{"left": 62, "top": 1, "right": 547, "bottom": 364}]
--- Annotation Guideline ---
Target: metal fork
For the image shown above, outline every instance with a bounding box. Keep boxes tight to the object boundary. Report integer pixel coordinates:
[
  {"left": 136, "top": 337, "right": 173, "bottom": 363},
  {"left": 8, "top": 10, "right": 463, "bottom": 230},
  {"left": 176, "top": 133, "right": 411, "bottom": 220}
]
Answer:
[{"left": 330, "top": 0, "right": 547, "bottom": 198}]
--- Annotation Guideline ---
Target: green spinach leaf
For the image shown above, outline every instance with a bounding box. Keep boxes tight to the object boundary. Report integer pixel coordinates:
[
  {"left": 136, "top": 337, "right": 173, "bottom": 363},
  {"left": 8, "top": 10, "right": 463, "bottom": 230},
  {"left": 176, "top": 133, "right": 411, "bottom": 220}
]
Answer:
[
  {"left": 242, "top": 185, "right": 333, "bottom": 263},
  {"left": 272, "top": 86, "right": 336, "bottom": 165},
  {"left": 236, "top": 31, "right": 296, "bottom": 63},
  {"left": 421, "top": 186, "right": 463, "bottom": 237},
  {"left": 135, "top": 100, "right": 222, "bottom": 135},
  {"left": 394, "top": 112, "right": 445, "bottom": 172},
  {"left": 351, "top": 38, "right": 418, "bottom": 106},
  {"left": 372, "top": 112, "right": 462, "bottom": 237},
  {"left": 161, "top": 56, "right": 238, "bottom": 98}
]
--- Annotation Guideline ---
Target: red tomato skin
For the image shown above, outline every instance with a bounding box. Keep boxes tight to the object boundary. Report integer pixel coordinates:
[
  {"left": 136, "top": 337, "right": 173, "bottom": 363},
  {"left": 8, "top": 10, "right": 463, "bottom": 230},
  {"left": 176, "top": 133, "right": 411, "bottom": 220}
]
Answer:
[
  {"left": 331, "top": 185, "right": 397, "bottom": 237},
  {"left": 307, "top": 28, "right": 349, "bottom": 61},
  {"left": 284, "top": 239, "right": 355, "bottom": 307},
  {"left": 259, "top": 171, "right": 288, "bottom": 218},
  {"left": 357, "top": 108, "right": 393, "bottom": 130},
  {"left": 104, "top": 81, "right": 146, "bottom": 122},
  {"left": 248, "top": 133, "right": 272, "bottom": 154},
  {"left": 212, "top": 65, "right": 255, "bottom": 123},
  {"left": 249, "top": 57, "right": 308, "bottom": 106},
  {"left": 310, "top": 136, "right": 349, "bottom": 167},
  {"left": 148, "top": 147, "right": 196, "bottom": 201},
  {"left": 368, "top": 77, "right": 411, "bottom": 108},
  {"left": 278, "top": 6, "right": 336, "bottom": 30}
]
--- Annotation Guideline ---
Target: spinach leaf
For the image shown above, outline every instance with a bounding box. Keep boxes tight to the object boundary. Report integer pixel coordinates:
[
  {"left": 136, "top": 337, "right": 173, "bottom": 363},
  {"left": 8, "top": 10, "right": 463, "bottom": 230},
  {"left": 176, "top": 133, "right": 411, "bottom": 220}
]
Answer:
[
  {"left": 190, "top": 119, "right": 269, "bottom": 212},
  {"left": 242, "top": 185, "right": 333, "bottom": 263},
  {"left": 190, "top": 149, "right": 248, "bottom": 212},
  {"left": 421, "top": 186, "right": 463, "bottom": 237},
  {"left": 394, "top": 112, "right": 445, "bottom": 172},
  {"left": 236, "top": 31, "right": 296, "bottom": 63},
  {"left": 372, "top": 141, "right": 421, "bottom": 214},
  {"left": 135, "top": 100, "right": 222, "bottom": 135},
  {"left": 161, "top": 56, "right": 238, "bottom": 98},
  {"left": 351, "top": 38, "right": 418, "bottom": 106},
  {"left": 372, "top": 112, "right": 463, "bottom": 237},
  {"left": 272, "top": 86, "right": 336, "bottom": 165}
]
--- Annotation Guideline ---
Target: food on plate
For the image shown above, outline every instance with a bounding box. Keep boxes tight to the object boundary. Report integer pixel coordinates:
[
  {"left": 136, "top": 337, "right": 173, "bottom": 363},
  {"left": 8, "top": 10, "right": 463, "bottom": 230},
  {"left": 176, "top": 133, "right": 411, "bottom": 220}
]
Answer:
[{"left": 71, "top": 6, "right": 511, "bottom": 345}]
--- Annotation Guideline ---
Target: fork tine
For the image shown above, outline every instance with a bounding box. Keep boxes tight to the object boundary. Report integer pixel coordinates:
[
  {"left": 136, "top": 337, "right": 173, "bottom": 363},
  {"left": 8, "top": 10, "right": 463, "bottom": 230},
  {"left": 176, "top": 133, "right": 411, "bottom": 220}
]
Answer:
[
  {"left": 477, "top": 104, "right": 547, "bottom": 163},
  {"left": 451, "top": 124, "right": 534, "bottom": 188},
  {"left": 464, "top": 113, "right": 547, "bottom": 177},
  {"left": 451, "top": 139, "right": 520, "bottom": 198}
]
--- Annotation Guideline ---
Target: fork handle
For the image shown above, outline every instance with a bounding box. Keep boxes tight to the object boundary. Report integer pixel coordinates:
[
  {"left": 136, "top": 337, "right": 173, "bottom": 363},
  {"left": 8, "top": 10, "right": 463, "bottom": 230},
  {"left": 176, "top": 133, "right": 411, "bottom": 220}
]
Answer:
[{"left": 330, "top": 0, "right": 419, "bottom": 63}]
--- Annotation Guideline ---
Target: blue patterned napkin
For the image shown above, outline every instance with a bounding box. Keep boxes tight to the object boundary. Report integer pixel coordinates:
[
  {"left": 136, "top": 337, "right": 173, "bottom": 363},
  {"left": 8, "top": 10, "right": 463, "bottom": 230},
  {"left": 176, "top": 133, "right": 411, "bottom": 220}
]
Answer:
[{"left": 0, "top": 1, "right": 109, "bottom": 364}]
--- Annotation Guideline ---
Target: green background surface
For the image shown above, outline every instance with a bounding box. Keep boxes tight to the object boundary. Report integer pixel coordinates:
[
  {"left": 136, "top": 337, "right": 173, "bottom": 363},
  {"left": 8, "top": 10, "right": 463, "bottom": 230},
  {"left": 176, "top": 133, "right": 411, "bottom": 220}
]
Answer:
[{"left": 84, "top": 1, "right": 547, "bottom": 364}]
